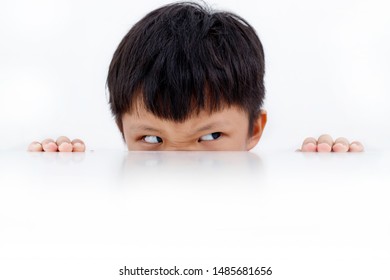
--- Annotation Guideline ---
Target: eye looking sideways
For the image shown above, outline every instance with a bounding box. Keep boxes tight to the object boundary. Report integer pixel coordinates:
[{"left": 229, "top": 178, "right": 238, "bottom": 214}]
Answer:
[{"left": 142, "top": 132, "right": 222, "bottom": 144}]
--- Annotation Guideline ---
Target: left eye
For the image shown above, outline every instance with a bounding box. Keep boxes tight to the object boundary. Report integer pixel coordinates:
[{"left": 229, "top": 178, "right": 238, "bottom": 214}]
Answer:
[
  {"left": 143, "top": 135, "right": 163, "bottom": 144},
  {"left": 199, "top": 132, "right": 222, "bottom": 141}
]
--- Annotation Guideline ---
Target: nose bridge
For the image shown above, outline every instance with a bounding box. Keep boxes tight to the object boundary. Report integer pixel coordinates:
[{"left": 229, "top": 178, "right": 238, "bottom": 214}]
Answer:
[
  {"left": 163, "top": 126, "right": 199, "bottom": 150},
  {"left": 164, "top": 143, "right": 198, "bottom": 151},
  {"left": 164, "top": 139, "right": 199, "bottom": 151}
]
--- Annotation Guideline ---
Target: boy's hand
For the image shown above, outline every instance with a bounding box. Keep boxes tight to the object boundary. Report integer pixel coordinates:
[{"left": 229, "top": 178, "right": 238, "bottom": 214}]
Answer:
[
  {"left": 298, "top": 134, "right": 364, "bottom": 152},
  {"left": 28, "top": 136, "right": 86, "bottom": 152}
]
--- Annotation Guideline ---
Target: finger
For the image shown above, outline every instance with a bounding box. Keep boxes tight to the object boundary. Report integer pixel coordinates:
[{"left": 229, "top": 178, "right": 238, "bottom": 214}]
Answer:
[
  {"left": 317, "top": 134, "right": 333, "bottom": 152},
  {"left": 301, "top": 137, "right": 317, "bottom": 152},
  {"left": 56, "top": 136, "right": 73, "bottom": 152},
  {"left": 349, "top": 141, "right": 364, "bottom": 152},
  {"left": 71, "top": 138, "right": 86, "bottom": 152},
  {"left": 56, "top": 135, "right": 71, "bottom": 145},
  {"left": 42, "top": 138, "right": 58, "bottom": 152},
  {"left": 332, "top": 137, "right": 349, "bottom": 153},
  {"left": 28, "top": 141, "right": 43, "bottom": 152}
]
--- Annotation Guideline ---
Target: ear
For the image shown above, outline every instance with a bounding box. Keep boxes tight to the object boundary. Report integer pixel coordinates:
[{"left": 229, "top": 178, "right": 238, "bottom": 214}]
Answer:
[{"left": 246, "top": 109, "right": 267, "bottom": 151}]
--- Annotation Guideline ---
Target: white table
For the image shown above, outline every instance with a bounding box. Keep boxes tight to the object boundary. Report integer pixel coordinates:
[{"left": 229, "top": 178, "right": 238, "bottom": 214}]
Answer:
[{"left": 0, "top": 150, "right": 389, "bottom": 279}]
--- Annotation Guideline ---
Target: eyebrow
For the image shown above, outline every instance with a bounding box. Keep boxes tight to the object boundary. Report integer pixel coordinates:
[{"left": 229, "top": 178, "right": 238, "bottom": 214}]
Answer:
[
  {"left": 194, "top": 122, "right": 226, "bottom": 133},
  {"left": 131, "top": 125, "right": 162, "bottom": 133},
  {"left": 130, "top": 121, "right": 227, "bottom": 134}
]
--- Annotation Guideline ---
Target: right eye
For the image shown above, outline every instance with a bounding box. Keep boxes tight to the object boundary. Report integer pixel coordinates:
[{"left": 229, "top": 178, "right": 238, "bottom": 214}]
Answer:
[
  {"left": 199, "top": 132, "right": 222, "bottom": 142},
  {"left": 142, "top": 135, "right": 163, "bottom": 144}
]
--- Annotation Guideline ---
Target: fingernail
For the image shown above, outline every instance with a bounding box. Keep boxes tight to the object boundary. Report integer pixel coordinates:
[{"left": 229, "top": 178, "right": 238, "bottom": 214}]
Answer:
[
  {"left": 350, "top": 143, "right": 361, "bottom": 152},
  {"left": 43, "top": 144, "right": 50, "bottom": 150},
  {"left": 302, "top": 143, "right": 316, "bottom": 152},
  {"left": 317, "top": 143, "right": 331, "bottom": 152}
]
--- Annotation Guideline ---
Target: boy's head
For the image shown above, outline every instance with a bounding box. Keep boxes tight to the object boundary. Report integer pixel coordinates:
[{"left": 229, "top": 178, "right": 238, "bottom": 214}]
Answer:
[{"left": 107, "top": 1, "right": 267, "bottom": 151}]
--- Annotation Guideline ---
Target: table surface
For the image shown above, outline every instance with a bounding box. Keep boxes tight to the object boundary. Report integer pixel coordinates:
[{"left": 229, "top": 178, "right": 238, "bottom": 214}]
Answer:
[{"left": 0, "top": 150, "right": 389, "bottom": 280}]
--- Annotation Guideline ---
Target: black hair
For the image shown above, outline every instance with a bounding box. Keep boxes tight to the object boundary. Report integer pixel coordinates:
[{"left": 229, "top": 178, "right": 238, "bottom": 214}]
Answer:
[{"left": 107, "top": 1, "right": 265, "bottom": 141}]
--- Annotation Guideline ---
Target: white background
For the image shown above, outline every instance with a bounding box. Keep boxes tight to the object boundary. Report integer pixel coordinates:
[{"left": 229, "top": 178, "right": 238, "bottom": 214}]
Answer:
[{"left": 0, "top": 0, "right": 389, "bottom": 151}]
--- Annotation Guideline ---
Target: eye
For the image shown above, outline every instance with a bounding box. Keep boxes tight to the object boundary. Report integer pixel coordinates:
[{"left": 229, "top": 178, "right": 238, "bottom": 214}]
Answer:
[
  {"left": 199, "top": 132, "right": 222, "bottom": 142},
  {"left": 142, "top": 135, "right": 163, "bottom": 144}
]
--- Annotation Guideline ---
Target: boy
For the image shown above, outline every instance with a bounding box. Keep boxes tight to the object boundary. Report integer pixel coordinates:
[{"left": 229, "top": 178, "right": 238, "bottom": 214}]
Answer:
[{"left": 28, "top": 2, "right": 363, "bottom": 153}]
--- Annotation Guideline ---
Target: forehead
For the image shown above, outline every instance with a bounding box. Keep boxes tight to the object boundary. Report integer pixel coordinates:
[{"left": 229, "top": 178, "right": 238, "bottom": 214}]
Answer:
[{"left": 123, "top": 102, "right": 248, "bottom": 128}]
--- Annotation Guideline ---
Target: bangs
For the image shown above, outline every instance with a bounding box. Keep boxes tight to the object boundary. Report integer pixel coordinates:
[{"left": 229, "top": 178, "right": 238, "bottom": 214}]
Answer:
[{"left": 129, "top": 83, "right": 235, "bottom": 123}]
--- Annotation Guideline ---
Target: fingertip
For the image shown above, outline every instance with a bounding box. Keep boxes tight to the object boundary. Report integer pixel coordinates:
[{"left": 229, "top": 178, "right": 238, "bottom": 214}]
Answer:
[
  {"left": 317, "top": 143, "right": 332, "bottom": 152},
  {"left": 56, "top": 136, "right": 71, "bottom": 144},
  {"left": 301, "top": 137, "right": 317, "bottom": 152},
  {"left": 332, "top": 143, "right": 349, "bottom": 153},
  {"left": 301, "top": 143, "right": 317, "bottom": 152},
  {"left": 319, "top": 133, "right": 332, "bottom": 138},
  {"left": 28, "top": 142, "right": 43, "bottom": 152},
  {"left": 71, "top": 139, "right": 86, "bottom": 152},
  {"left": 318, "top": 134, "right": 334, "bottom": 148},
  {"left": 349, "top": 142, "right": 364, "bottom": 152},
  {"left": 58, "top": 142, "right": 73, "bottom": 152},
  {"left": 72, "top": 142, "right": 86, "bottom": 152},
  {"left": 43, "top": 142, "right": 58, "bottom": 152}
]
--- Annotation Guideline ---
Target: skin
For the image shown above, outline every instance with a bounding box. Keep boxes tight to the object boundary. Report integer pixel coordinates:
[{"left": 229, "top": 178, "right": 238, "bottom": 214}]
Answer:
[
  {"left": 298, "top": 135, "right": 364, "bottom": 152},
  {"left": 27, "top": 105, "right": 364, "bottom": 152},
  {"left": 121, "top": 105, "right": 266, "bottom": 151},
  {"left": 28, "top": 137, "right": 86, "bottom": 152}
]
